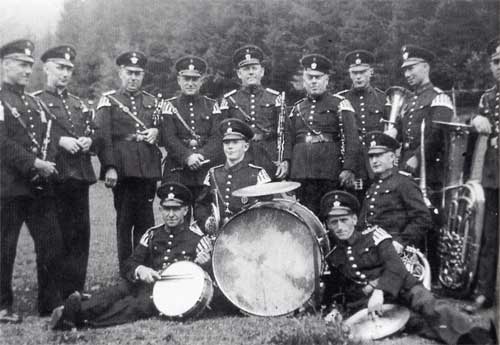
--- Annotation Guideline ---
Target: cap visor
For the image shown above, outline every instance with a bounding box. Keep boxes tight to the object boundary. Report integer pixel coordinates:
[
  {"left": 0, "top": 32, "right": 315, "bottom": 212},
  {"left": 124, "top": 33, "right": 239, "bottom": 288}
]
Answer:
[
  {"left": 47, "top": 58, "right": 74, "bottom": 67},
  {"left": 179, "top": 70, "right": 202, "bottom": 77},
  {"left": 121, "top": 65, "right": 144, "bottom": 72},
  {"left": 349, "top": 65, "right": 370, "bottom": 72},
  {"left": 327, "top": 208, "right": 352, "bottom": 217},
  {"left": 401, "top": 58, "right": 425, "bottom": 68},
  {"left": 161, "top": 199, "right": 184, "bottom": 207},
  {"left": 491, "top": 52, "right": 500, "bottom": 60},
  {"left": 304, "top": 69, "right": 327, "bottom": 76},
  {"left": 368, "top": 147, "right": 390, "bottom": 155},
  {"left": 3, "top": 54, "right": 34, "bottom": 63},
  {"left": 238, "top": 59, "right": 261, "bottom": 68},
  {"left": 223, "top": 132, "right": 246, "bottom": 141}
]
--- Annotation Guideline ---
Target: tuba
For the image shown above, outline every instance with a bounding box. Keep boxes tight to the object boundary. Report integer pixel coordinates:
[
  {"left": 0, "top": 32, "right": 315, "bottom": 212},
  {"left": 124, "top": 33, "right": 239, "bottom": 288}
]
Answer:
[
  {"left": 397, "top": 243, "right": 432, "bottom": 290},
  {"left": 384, "top": 86, "right": 407, "bottom": 132}
]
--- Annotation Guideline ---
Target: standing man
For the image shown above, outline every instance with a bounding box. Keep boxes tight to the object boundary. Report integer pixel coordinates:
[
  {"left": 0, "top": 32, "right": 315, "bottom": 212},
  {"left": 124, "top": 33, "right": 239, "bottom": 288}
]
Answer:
[
  {"left": 0, "top": 39, "right": 64, "bottom": 321},
  {"left": 359, "top": 131, "right": 432, "bottom": 249},
  {"left": 220, "top": 44, "right": 288, "bottom": 179},
  {"left": 196, "top": 118, "right": 271, "bottom": 230},
  {"left": 285, "top": 54, "right": 359, "bottom": 214},
  {"left": 388, "top": 45, "right": 453, "bottom": 205},
  {"left": 50, "top": 182, "right": 212, "bottom": 330},
  {"left": 162, "top": 55, "right": 223, "bottom": 199},
  {"left": 465, "top": 37, "right": 500, "bottom": 312},
  {"left": 336, "top": 50, "right": 388, "bottom": 200},
  {"left": 95, "top": 51, "right": 162, "bottom": 275},
  {"left": 320, "top": 190, "right": 488, "bottom": 345},
  {"left": 35, "top": 45, "right": 97, "bottom": 298}
]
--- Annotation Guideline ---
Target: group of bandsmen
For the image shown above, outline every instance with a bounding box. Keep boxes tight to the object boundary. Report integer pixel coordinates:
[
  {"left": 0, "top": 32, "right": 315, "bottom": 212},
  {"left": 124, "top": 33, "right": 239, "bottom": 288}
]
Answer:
[{"left": 0, "top": 36, "right": 498, "bottom": 344}]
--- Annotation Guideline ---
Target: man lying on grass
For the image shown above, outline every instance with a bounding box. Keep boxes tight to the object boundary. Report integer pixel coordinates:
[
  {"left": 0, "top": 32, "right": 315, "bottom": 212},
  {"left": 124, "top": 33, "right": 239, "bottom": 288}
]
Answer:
[{"left": 50, "top": 182, "right": 212, "bottom": 330}]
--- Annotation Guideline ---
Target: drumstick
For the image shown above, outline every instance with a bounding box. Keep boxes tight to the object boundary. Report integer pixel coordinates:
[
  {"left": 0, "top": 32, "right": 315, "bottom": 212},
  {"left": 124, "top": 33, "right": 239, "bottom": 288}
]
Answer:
[{"left": 157, "top": 273, "right": 196, "bottom": 281}]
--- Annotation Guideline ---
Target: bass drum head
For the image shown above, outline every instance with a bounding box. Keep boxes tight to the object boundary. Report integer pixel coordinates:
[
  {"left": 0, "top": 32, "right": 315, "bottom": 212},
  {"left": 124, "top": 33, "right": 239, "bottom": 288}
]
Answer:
[
  {"left": 212, "top": 199, "right": 326, "bottom": 316},
  {"left": 152, "top": 261, "right": 211, "bottom": 318}
]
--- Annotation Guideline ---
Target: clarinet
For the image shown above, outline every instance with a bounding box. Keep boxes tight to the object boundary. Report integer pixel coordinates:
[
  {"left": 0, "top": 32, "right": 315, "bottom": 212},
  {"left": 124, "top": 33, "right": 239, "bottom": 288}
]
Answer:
[
  {"left": 31, "top": 117, "right": 53, "bottom": 190},
  {"left": 276, "top": 92, "right": 286, "bottom": 163}
]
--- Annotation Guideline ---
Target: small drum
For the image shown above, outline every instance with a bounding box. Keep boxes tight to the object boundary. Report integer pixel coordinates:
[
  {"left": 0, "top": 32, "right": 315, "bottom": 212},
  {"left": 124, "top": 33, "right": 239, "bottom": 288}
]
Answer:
[
  {"left": 212, "top": 199, "right": 329, "bottom": 316},
  {"left": 152, "top": 261, "right": 213, "bottom": 319}
]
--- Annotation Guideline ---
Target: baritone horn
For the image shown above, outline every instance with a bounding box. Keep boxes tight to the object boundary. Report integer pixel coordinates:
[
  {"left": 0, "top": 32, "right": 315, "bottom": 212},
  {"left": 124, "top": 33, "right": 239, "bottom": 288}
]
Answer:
[{"left": 384, "top": 86, "right": 407, "bottom": 132}]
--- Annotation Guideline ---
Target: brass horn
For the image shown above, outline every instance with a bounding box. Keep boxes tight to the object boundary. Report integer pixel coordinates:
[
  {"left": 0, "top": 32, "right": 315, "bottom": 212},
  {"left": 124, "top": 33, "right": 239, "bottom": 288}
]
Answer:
[{"left": 384, "top": 86, "right": 407, "bottom": 132}]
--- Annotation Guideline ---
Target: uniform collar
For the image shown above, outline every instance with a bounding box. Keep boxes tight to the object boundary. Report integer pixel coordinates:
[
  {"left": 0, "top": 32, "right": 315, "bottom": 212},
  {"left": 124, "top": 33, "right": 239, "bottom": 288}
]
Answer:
[
  {"left": 224, "top": 157, "right": 247, "bottom": 172},
  {"left": 45, "top": 85, "right": 68, "bottom": 98},
  {"left": 351, "top": 85, "right": 372, "bottom": 95},
  {"left": 374, "top": 167, "right": 395, "bottom": 181},
  {"left": 241, "top": 84, "right": 263, "bottom": 95},
  {"left": 414, "top": 82, "right": 433, "bottom": 95},
  {"left": 119, "top": 88, "right": 142, "bottom": 97},
  {"left": 307, "top": 92, "right": 327, "bottom": 102},
  {"left": 180, "top": 93, "right": 200, "bottom": 103},
  {"left": 1, "top": 82, "right": 25, "bottom": 95},
  {"left": 163, "top": 222, "right": 187, "bottom": 236},
  {"left": 337, "top": 229, "right": 361, "bottom": 247}
]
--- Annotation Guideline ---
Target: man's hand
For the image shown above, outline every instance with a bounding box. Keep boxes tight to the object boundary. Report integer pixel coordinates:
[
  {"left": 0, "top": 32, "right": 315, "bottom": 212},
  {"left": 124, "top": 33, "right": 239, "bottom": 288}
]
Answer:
[
  {"left": 138, "top": 128, "right": 159, "bottom": 144},
  {"left": 392, "top": 241, "right": 404, "bottom": 255},
  {"left": 104, "top": 168, "right": 118, "bottom": 188},
  {"left": 367, "top": 289, "right": 384, "bottom": 319},
  {"left": 136, "top": 265, "right": 161, "bottom": 284},
  {"left": 33, "top": 158, "right": 58, "bottom": 177},
  {"left": 77, "top": 137, "right": 93, "bottom": 152},
  {"left": 275, "top": 160, "right": 289, "bottom": 180},
  {"left": 59, "top": 136, "right": 81, "bottom": 154},
  {"left": 185, "top": 153, "right": 206, "bottom": 171},
  {"left": 471, "top": 115, "right": 492, "bottom": 134},
  {"left": 195, "top": 236, "right": 213, "bottom": 265},
  {"left": 404, "top": 155, "right": 418, "bottom": 175},
  {"left": 339, "top": 170, "right": 355, "bottom": 189}
]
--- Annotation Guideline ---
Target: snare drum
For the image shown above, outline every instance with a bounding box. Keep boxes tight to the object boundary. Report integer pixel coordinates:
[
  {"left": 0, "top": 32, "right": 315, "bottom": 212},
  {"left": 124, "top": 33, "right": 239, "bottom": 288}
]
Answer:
[
  {"left": 152, "top": 261, "right": 213, "bottom": 319},
  {"left": 212, "top": 199, "right": 329, "bottom": 316}
]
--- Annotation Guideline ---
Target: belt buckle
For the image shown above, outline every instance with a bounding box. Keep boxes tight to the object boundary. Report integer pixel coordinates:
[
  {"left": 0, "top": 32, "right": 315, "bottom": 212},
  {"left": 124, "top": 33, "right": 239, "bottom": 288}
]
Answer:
[
  {"left": 188, "top": 139, "right": 198, "bottom": 148},
  {"left": 404, "top": 142, "right": 410, "bottom": 149}
]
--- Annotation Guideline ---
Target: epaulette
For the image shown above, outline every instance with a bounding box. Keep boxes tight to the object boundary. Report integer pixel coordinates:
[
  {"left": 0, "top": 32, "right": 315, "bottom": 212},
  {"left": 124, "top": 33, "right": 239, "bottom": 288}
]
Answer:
[
  {"left": 139, "top": 224, "right": 163, "bottom": 247},
  {"left": 265, "top": 87, "right": 279, "bottom": 96},
  {"left": 102, "top": 90, "right": 116, "bottom": 96},
  {"left": 338, "top": 98, "right": 355, "bottom": 112},
  {"left": 248, "top": 163, "right": 265, "bottom": 170},
  {"left": 335, "top": 89, "right": 349, "bottom": 96},
  {"left": 398, "top": 170, "right": 412, "bottom": 177},
  {"left": 189, "top": 222, "right": 204, "bottom": 236},
  {"left": 433, "top": 86, "right": 444, "bottom": 94},
  {"left": 361, "top": 227, "right": 375, "bottom": 235},
  {"left": 431, "top": 93, "right": 453, "bottom": 110},
  {"left": 223, "top": 89, "right": 237, "bottom": 98},
  {"left": 141, "top": 90, "right": 155, "bottom": 98},
  {"left": 31, "top": 90, "right": 43, "bottom": 96}
]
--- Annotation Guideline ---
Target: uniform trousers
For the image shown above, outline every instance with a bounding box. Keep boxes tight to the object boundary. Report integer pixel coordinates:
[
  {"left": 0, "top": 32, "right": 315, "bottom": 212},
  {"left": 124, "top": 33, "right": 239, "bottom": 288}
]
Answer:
[
  {"left": 0, "top": 194, "right": 64, "bottom": 315},
  {"left": 295, "top": 179, "right": 339, "bottom": 215},
  {"left": 112, "top": 178, "right": 156, "bottom": 276},
  {"left": 54, "top": 180, "right": 91, "bottom": 298},
  {"left": 73, "top": 280, "right": 156, "bottom": 328},
  {"left": 475, "top": 188, "right": 498, "bottom": 303}
]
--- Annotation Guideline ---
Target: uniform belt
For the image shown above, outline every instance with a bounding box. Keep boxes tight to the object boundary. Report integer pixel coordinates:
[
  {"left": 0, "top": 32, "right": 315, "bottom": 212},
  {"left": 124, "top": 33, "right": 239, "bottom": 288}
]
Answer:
[
  {"left": 296, "top": 133, "right": 336, "bottom": 144},
  {"left": 114, "top": 134, "right": 145, "bottom": 142},
  {"left": 252, "top": 132, "right": 275, "bottom": 142},
  {"left": 182, "top": 138, "right": 205, "bottom": 148}
]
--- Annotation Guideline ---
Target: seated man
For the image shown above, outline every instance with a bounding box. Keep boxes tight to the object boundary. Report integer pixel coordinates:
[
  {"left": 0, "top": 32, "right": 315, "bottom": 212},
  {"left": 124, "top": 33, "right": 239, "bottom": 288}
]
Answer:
[
  {"left": 320, "top": 190, "right": 488, "bottom": 345},
  {"left": 196, "top": 118, "right": 270, "bottom": 230},
  {"left": 50, "top": 182, "right": 212, "bottom": 330},
  {"left": 358, "top": 131, "right": 432, "bottom": 249}
]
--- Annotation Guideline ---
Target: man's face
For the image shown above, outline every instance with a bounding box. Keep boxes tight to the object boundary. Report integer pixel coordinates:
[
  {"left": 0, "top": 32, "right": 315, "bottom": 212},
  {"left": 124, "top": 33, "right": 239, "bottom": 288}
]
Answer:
[
  {"left": 159, "top": 204, "right": 188, "bottom": 228},
  {"left": 349, "top": 68, "right": 372, "bottom": 89},
  {"left": 403, "top": 62, "right": 429, "bottom": 88},
  {"left": 237, "top": 64, "right": 264, "bottom": 87},
  {"left": 325, "top": 214, "right": 357, "bottom": 241},
  {"left": 223, "top": 139, "right": 249, "bottom": 163},
  {"left": 44, "top": 61, "right": 73, "bottom": 89},
  {"left": 303, "top": 71, "right": 329, "bottom": 96},
  {"left": 178, "top": 75, "right": 202, "bottom": 96},
  {"left": 2, "top": 59, "right": 33, "bottom": 86},
  {"left": 369, "top": 151, "right": 395, "bottom": 174},
  {"left": 119, "top": 67, "right": 144, "bottom": 92},
  {"left": 490, "top": 57, "right": 500, "bottom": 83}
]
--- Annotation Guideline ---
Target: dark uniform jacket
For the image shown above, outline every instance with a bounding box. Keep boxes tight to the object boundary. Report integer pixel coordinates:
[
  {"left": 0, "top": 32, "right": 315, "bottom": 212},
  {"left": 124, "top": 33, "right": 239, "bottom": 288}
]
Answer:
[
  {"left": 95, "top": 88, "right": 162, "bottom": 180},
  {"left": 359, "top": 169, "right": 432, "bottom": 247},
  {"left": 395, "top": 83, "right": 453, "bottom": 187},
  {"left": 162, "top": 94, "right": 223, "bottom": 186},
  {"left": 196, "top": 159, "right": 271, "bottom": 225},
  {"left": 285, "top": 92, "right": 359, "bottom": 180},
  {"left": 122, "top": 222, "right": 203, "bottom": 282},
  {"left": 0, "top": 82, "right": 56, "bottom": 198},
  {"left": 475, "top": 84, "right": 499, "bottom": 189},
  {"left": 337, "top": 86, "right": 388, "bottom": 182},
  {"left": 220, "top": 86, "right": 288, "bottom": 174},
  {"left": 34, "top": 87, "right": 96, "bottom": 184},
  {"left": 327, "top": 228, "right": 418, "bottom": 298}
]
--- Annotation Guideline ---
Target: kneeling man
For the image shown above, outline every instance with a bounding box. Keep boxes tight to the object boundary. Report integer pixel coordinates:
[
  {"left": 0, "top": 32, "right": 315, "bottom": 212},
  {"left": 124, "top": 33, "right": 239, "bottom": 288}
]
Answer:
[{"left": 50, "top": 182, "right": 211, "bottom": 329}]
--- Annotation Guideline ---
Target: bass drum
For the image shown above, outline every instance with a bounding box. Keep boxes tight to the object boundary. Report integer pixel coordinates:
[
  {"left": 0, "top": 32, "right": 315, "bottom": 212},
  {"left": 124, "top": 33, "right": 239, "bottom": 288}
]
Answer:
[{"left": 212, "top": 199, "right": 329, "bottom": 316}]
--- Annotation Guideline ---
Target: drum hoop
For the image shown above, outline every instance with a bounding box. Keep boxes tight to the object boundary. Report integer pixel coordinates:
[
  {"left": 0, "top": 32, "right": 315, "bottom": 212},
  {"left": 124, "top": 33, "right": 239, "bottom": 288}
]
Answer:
[{"left": 212, "top": 199, "right": 325, "bottom": 316}]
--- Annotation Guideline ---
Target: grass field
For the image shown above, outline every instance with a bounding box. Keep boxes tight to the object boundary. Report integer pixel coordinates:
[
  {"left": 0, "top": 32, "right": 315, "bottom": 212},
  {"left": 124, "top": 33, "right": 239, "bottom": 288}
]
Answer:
[{"left": 0, "top": 158, "right": 494, "bottom": 345}]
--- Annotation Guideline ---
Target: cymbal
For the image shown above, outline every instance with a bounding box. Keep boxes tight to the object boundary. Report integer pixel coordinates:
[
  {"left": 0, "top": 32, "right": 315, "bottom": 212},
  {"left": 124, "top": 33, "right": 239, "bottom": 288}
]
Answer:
[
  {"left": 232, "top": 181, "right": 301, "bottom": 198},
  {"left": 344, "top": 304, "right": 410, "bottom": 341}
]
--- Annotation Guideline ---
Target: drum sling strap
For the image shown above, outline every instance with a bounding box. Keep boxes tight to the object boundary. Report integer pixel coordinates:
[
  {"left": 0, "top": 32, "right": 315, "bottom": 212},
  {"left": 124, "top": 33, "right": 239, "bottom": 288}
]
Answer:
[
  {"left": 107, "top": 94, "right": 148, "bottom": 130},
  {"left": 3, "top": 100, "right": 42, "bottom": 151},
  {"left": 210, "top": 169, "right": 230, "bottom": 216},
  {"left": 169, "top": 99, "right": 201, "bottom": 141},
  {"left": 226, "top": 96, "right": 272, "bottom": 135}
]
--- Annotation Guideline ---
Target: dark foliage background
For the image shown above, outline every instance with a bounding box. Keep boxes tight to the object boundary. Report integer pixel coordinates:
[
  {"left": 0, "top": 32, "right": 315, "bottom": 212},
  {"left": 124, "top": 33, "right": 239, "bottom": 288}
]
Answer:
[{"left": 27, "top": 0, "right": 499, "bottom": 106}]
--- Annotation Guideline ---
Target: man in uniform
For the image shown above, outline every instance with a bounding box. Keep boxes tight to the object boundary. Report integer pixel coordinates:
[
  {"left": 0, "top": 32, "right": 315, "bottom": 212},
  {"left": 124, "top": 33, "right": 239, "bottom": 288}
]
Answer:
[
  {"left": 465, "top": 37, "right": 500, "bottom": 312},
  {"left": 196, "top": 118, "right": 271, "bottom": 231},
  {"left": 162, "top": 55, "right": 223, "bottom": 199},
  {"left": 50, "top": 182, "right": 212, "bottom": 330},
  {"left": 35, "top": 45, "right": 97, "bottom": 298},
  {"left": 336, "top": 50, "right": 388, "bottom": 201},
  {"left": 320, "top": 190, "right": 488, "bottom": 345},
  {"left": 219, "top": 45, "right": 288, "bottom": 179},
  {"left": 285, "top": 54, "right": 359, "bottom": 214},
  {"left": 388, "top": 45, "right": 454, "bottom": 205},
  {"left": 0, "top": 39, "right": 64, "bottom": 321},
  {"left": 95, "top": 51, "right": 162, "bottom": 275},
  {"left": 359, "top": 131, "right": 431, "bottom": 249}
]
